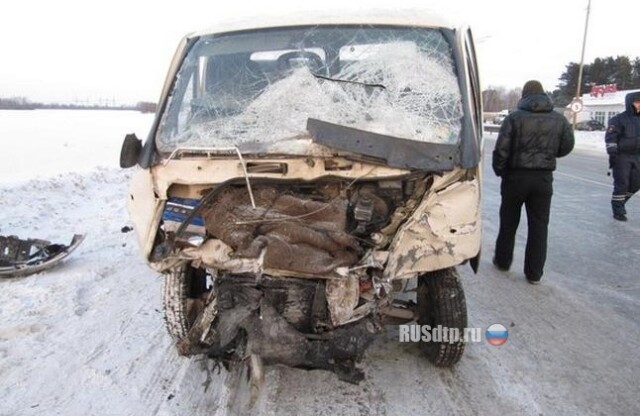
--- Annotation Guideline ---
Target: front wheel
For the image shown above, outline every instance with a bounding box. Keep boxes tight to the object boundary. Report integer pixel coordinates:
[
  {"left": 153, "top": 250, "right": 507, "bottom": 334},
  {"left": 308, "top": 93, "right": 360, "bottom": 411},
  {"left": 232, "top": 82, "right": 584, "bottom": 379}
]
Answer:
[
  {"left": 416, "top": 267, "right": 467, "bottom": 367},
  {"left": 162, "top": 264, "right": 209, "bottom": 341}
]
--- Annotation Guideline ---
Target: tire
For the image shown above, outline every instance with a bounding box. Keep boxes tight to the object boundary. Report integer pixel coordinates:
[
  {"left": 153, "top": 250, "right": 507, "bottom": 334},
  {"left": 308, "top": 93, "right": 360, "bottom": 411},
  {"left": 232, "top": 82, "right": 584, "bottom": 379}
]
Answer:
[
  {"left": 416, "top": 267, "right": 467, "bottom": 367},
  {"left": 162, "top": 264, "right": 208, "bottom": 340}
]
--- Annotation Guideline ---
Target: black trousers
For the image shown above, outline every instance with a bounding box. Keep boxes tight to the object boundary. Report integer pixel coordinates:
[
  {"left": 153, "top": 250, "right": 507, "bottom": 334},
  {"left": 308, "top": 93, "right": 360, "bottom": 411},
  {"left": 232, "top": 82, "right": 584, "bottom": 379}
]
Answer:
[
  {"left": 611, "top": 154, "right": 640, "bottom": 215},
  {"left": 494, "top": 171, "right": 553, "bottom": 281}
]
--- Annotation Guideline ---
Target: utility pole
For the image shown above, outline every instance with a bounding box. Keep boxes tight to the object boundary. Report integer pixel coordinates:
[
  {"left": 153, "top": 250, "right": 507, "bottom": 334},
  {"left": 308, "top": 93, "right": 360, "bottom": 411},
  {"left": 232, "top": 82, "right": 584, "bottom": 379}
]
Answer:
[{"left": 572, "top": 0, "right": 592, "bottom": 128}]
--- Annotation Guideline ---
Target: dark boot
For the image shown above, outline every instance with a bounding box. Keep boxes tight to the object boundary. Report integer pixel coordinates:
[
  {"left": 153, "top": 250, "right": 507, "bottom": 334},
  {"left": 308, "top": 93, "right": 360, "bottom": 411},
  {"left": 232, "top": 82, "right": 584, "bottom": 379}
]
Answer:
[
  {"left": 612, "top": 199, "right": 627, "bottom": 221},
  {"left": 492, "top": 256, "right": 510, "bottom": 271}
]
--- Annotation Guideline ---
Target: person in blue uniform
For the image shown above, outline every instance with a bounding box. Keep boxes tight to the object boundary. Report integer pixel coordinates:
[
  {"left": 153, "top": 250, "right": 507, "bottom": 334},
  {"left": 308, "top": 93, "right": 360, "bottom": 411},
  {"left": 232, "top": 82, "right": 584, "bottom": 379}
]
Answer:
[{"left": 605, "top": 91, "right": 640, "bottom": 221}]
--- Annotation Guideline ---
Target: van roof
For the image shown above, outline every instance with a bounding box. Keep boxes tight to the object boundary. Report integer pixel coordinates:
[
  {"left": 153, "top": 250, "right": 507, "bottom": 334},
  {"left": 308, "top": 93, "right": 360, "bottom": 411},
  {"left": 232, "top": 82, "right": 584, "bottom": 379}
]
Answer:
[{"left": 189, "top": 9, "right": 458, "bottom": 39}]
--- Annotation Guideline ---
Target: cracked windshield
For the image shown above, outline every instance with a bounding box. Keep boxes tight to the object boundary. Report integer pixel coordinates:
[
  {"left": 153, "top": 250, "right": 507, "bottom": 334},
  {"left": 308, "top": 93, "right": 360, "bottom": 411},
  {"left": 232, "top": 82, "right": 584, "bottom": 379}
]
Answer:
[{"left": 157, "top": 25, "right": 463, "bottom": 153}]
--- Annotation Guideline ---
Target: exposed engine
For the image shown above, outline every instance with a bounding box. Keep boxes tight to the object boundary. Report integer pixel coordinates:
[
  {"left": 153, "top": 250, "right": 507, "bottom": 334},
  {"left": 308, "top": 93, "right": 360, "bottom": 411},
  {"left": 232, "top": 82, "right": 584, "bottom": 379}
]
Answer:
[
  {"left": 200, "top": 181, "right": 404, "bottom": 277},
  {"left": 155, "top": 177, "right": 425, "bottom": 383}
]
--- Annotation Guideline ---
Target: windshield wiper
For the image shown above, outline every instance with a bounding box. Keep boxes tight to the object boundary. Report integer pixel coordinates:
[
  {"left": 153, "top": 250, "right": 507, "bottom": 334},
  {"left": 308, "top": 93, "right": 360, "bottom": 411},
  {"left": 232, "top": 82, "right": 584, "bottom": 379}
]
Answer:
[{"left": 311, "top": 73, "right": 386, "bottom": 90}]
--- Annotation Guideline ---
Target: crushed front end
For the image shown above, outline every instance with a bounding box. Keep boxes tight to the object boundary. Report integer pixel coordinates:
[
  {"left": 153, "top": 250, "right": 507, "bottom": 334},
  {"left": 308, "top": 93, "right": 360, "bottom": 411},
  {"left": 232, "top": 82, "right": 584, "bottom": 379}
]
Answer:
[{"left": 123, "top": 20, "right": 482, "bottom": 383}]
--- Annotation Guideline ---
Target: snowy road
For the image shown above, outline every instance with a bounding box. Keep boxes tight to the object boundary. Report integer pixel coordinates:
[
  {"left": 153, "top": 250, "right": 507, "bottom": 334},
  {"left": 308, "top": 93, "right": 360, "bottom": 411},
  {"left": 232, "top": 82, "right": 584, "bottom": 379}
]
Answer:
[{"left": 1, "top": 113, "right": 638, "bottom": 415}]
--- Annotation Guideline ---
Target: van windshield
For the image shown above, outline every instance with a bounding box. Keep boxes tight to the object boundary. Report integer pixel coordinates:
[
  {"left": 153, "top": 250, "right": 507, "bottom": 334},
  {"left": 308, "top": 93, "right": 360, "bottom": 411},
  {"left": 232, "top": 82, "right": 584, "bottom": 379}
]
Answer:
[{"left": 156, "top": 25, "right": 463, "bottom": 153}]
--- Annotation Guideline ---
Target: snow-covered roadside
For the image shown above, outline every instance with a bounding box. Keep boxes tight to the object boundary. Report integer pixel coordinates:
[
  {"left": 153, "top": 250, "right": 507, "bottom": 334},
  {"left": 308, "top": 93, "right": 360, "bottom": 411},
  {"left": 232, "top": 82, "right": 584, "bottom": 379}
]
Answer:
[
  {"left": 0, "top": 110, "right": 186, "bottom": 415},
  {"left": 0, "top": 166, "right": 232, "bottom": 415}
]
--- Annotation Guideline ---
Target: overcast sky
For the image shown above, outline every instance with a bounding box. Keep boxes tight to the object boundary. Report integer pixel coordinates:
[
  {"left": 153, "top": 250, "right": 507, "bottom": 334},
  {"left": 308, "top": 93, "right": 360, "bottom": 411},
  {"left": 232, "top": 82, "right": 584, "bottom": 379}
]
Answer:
[{"left": 0, "top": 0, "right": 636, "bottom": 104}]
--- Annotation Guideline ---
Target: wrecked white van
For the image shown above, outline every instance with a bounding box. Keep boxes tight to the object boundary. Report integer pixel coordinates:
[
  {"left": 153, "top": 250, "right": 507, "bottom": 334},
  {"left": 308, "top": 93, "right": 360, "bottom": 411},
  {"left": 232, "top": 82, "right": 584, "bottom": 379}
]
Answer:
[{"left": 120, "top": 11, "right": 483, "bottom": 385}]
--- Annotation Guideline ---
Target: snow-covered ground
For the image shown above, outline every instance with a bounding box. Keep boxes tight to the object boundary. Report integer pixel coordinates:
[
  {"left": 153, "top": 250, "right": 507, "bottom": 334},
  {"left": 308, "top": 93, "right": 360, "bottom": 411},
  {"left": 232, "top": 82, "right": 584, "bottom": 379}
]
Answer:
[
  {"left": 0, "top": 110, "right": 170, "bottom": 416},
  {"left": 0, "top": 110, "right": 153, "bottom": 185},
  {"left": 0, "top": 110, "right": 620, "bottom": 416}
]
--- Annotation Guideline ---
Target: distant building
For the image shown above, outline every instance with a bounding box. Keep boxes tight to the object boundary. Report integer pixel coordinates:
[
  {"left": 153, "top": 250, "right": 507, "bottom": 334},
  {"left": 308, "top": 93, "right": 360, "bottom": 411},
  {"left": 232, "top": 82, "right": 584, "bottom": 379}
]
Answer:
[{"left": 570, "top": 84, "right": 640, "bottom": 124}]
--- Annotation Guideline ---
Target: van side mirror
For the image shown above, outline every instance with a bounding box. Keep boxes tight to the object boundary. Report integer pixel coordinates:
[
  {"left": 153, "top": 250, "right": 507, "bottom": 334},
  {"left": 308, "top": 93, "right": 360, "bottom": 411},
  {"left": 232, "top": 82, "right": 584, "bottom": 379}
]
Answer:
[{"left": 119, "top": 133, "right": 142, "bottom": 168}]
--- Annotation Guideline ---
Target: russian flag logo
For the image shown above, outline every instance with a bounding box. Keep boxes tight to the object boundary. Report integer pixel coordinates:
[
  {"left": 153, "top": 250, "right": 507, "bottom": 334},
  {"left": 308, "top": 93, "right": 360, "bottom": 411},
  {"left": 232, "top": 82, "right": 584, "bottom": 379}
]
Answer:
[{"left": 486, "top": 324, "right": 508, "bottom": 346}]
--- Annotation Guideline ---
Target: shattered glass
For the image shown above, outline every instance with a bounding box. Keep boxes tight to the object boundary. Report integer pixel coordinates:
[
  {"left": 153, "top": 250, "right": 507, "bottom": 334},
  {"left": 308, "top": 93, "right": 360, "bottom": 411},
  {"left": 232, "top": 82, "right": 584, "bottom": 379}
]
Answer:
[{"left": 157, "top": 25, "right": 463, "bottom": 154}]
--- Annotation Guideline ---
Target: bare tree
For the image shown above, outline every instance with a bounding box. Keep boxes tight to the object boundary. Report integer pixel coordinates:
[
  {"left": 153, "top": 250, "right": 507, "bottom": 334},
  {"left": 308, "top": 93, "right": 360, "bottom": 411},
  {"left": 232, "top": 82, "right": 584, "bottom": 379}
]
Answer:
[{"left": 482, "top": 86, "right": 522, "bottom": 112}]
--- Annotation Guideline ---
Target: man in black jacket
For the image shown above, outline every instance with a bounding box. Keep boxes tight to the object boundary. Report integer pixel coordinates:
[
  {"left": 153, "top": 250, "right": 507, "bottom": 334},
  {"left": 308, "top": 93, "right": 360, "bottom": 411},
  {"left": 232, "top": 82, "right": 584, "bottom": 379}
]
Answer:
[
  {"left": 492, "top": 80, "right": 575, "bottom": 284},
  {"left": 605, "top": 91, "right": 640, "bottom": 221}
]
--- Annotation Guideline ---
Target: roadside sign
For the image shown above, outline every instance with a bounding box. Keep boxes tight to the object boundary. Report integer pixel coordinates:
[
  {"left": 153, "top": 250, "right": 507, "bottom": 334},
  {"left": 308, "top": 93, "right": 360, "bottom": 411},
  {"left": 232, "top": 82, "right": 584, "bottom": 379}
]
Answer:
[{"left": 570, "top": 98, "right": 584, "bottom": 113}]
